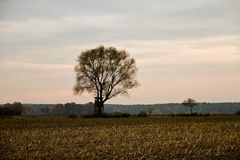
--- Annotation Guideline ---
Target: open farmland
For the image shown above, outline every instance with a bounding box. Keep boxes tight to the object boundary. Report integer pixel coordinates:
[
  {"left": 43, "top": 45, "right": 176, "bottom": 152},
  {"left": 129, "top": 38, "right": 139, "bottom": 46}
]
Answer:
[{"left": 1, "top": 116, "right": 240, "bottom": 159}]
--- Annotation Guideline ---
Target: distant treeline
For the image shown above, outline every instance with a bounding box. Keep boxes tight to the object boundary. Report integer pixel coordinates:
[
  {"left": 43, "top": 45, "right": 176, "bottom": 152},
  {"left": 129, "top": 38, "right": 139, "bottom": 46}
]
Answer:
[
  {"left": 1, "top": 102, "right": 240, "bottom": 116},
  {"left": 105, "top": 103, "right": 240, "bottom": 115},
  {"left": 0, "top": 102, "right": 94, "bottom": 116},
  {"left": 104, "top": 103, "right": 240, "bottom": 115},
  {"left": 0, "top": 102, "right": 23, "bottom": 116},
  {"left": 23, "top": 102, "right": 94, "bottom": 115}
]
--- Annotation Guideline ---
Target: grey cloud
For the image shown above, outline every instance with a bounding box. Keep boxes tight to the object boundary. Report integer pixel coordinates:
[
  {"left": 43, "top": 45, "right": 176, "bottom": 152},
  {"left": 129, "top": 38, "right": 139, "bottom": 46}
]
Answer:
[{"left": 1, "top": 0, "right": 239, "bottom": 45}]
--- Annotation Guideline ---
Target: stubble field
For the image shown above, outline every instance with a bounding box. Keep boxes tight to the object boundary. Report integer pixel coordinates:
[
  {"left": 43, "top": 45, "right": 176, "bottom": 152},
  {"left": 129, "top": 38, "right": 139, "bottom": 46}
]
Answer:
[{"left": 0, "top": 116, "right": 240, "bottom": 159}]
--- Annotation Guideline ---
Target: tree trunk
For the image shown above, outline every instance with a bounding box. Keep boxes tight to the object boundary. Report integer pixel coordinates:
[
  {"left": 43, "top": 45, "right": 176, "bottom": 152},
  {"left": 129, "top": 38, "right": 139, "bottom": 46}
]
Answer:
[
  {"left": 97, "top": 101, "right": 104, "bottom": 115},
  {"left": 190, "top": 107, "right": 193, "bottom": 115},
  {"left": 94, "top": 101, "right": 104, "bottom": 115}
]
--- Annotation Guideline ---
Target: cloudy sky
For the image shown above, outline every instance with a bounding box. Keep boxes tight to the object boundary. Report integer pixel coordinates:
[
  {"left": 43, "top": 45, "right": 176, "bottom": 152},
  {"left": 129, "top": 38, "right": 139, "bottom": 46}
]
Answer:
[{"left": 0, "top": 0, "right": 240, "bottom": 104}]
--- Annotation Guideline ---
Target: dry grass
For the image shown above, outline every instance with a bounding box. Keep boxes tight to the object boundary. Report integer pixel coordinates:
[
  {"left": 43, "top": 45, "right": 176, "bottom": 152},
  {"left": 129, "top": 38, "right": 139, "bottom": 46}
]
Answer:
[{"left": 1, "top": 116, "right": 240, "bottom": 159}]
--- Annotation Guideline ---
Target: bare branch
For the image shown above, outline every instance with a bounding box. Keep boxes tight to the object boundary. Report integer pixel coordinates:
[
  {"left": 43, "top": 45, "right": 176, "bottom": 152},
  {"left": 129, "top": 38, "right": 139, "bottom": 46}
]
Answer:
[{"left": 74, "top": 46, "right": 138, "bottom": 105}]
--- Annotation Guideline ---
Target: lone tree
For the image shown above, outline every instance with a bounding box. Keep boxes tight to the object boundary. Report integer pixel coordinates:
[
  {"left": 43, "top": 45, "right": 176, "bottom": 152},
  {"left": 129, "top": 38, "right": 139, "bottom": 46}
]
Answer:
[
  {"left": 182, "top": 98, "right": 198, "bottom": 114},
  {"left": 74, "top": 46, "right": 138, "bottom": 115}
]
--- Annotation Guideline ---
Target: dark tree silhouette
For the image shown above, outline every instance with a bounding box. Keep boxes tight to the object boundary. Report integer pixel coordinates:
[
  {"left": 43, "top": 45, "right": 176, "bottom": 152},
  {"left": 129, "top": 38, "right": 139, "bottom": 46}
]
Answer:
[
  {"left": 0, "top": 102, "right": 23, "bottom": 116},
  {"left": 182, "top": 98, "right": 198, "bottom": 114},
  {"left": 74, "top": 46, "right": 138, "bottom": 115}
]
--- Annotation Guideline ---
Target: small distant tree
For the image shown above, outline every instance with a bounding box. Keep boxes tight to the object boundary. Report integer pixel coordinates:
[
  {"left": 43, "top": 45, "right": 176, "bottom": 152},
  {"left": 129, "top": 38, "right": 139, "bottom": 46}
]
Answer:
[
  {"left": 74, "top": 46, "right": 138, "bottom": 115},
  {"left": 182, "top": 98, "right": 198, "bottom": 114}
]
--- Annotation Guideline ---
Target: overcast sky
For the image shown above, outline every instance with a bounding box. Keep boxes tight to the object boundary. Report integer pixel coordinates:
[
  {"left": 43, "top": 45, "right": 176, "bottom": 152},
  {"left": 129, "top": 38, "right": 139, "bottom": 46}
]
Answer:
[{"left": 0, "top": 0, "right": 240, "bottom": 104}]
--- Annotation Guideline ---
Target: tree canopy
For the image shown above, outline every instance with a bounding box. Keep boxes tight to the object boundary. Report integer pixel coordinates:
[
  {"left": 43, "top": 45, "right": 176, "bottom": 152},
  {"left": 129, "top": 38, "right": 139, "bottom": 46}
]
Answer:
[
  {"left": 182, "top": 98, "right": 198, "bottom": 114},
  {"left": 74, "top": 46, "right": 138, "bottom": 114}
]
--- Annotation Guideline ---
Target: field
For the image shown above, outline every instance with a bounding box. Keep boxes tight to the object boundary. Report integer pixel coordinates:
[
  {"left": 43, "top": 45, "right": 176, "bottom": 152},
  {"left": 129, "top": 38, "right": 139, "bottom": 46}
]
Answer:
[{"left": 1, "top": 116, "right": 240, "bottom": 159}]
